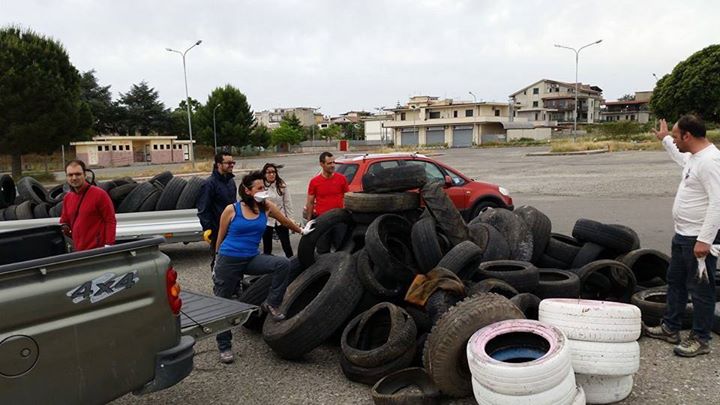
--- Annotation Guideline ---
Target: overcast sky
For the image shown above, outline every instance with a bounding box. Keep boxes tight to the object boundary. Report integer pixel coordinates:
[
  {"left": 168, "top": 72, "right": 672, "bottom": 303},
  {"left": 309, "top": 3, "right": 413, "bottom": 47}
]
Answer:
[{"left": 3, "top": 0, "right": 718, "bottom": 116}]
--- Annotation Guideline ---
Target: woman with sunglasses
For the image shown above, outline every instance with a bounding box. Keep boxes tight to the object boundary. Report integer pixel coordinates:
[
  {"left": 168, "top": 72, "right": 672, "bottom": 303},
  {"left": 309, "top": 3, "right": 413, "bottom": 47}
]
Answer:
[{"left": 261, "top": 163, "right": 295, "bottom": 257}]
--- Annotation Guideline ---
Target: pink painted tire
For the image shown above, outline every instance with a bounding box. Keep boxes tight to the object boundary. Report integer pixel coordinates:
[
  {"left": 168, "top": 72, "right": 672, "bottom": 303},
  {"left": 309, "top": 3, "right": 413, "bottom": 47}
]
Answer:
[{"left": 467, "top": 319, "right": 572, "bottom": 396}]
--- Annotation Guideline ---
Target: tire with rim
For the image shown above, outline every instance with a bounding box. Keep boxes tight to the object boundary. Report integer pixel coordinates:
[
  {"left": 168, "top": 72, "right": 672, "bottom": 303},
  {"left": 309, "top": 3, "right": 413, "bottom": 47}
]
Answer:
[
  {"left": 156, "top": 177, "right": 188, "bottom": 211},
  {"left": 538, "top": 298, "right": 642, "bottom": 342},
  {"left": 411, "top": 216, "right": 445, "bottom": 273},
  {"left": 535, "top": 269, "right": 581, "bottom": 299},
  {"left": 262, "top": 252, "right": 363, "bottom": 359},
  {"left": 176, "top": 176, "right": 204, "bottom": 209},
  {"left": 575, "top": 374, "right": 633, "bottom": 405},
  {"left": 476, "top": 260, "right": 539, "bottom": 293},
  {"left": 297, "top": 208, "right": 353, "bottom": 269},
  {"left": 341, "top": 302, "right": 417, "bottom": 368},
  {"left": 467, "top": 319, "right": 573, "bottom": 396},
  {"left": 423, "top": 293, "right": 525, "bottom": 397},
  {"left": 345, "top": 192, "right": 420, "bottom": 213},
  {"left": 477, "top": 208, "right": 533, "bottom": 261},
  {"left": 362, "top": 164, "right": 426, "bottom": 193},
  {"left": 574, "top": 260, "right": 637, "bottom": 303},
  {"left": 437, "top": 241, "right": 484, "bottom": 279},
  {"left": 421, "top": 181, "right": 469, "bottom": 247},
  {"left": 572, "top": 219, "right": 638, "bottom": 254},
  {"left": 17, "top": 177, "right": 49, "bottom": 204},
  {"left": 515, "top": 205, "right": 552, "bottom": 264}
]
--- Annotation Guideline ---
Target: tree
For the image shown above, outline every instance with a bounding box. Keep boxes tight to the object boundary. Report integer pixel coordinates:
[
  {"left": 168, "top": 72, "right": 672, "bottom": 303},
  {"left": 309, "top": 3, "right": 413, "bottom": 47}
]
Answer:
[
  {"left": 169, "top": 97, "right": 201, "bottom": 139},
  {"left": 79, "top": 70, "right": 115, "bottom": 136},
  {"left": 271, "top": 121, "right": 304, "bottom": 148},
  {"left": 345, "top": 123, "right": 365, "bottom": 140},
  {"left": 194, "top": 85, "right": 255, "bottom": 148},
  {"left": 251, "top": 124, "right": 272, "bottom": 148},
  {"left": 650, "top": 44, "right": 720, "bottom": 122},
  {"left": 318, "top": 124, "right": 343, "bottom": 141},
  {"left": 618, "top": 94, "right": 635, "bottom": 101},
  {"left": 0, "top": 26, "right": 91, "bottom": 177},
  {"left": 116, "top": 81, "right": 171, "bottom": 135},
  {"left": 282, "top": 113, "right": 303, "bottom": 131}
]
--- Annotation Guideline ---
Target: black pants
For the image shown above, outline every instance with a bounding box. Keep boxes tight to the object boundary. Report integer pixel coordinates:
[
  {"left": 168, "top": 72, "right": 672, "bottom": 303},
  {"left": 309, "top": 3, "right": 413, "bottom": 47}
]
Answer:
[{"left": 263, "top": 225, "right": 293, "bottom": 257}]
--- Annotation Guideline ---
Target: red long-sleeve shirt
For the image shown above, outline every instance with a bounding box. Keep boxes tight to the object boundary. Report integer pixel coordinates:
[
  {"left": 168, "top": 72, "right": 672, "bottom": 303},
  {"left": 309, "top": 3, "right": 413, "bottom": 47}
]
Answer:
[{"left": 60, "top": 182, "right": 117, "bottom": 251}]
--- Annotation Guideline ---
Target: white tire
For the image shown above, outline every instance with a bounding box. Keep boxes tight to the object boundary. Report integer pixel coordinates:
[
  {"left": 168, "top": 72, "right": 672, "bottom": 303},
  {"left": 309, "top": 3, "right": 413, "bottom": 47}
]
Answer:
[
  {"left": 538, "top": 298, "right": 641, "bottom": 343},
  {"left": 568, "top": 339, "right": 639, "bottom": 376},
  {"left": 472, "top": 370, "right": 577, "bottom": 405},
  {"left": 575, "top": 374, "right": 633, "bottom": 404},
  {"left": 467, "top": 319, "right": 572, "bottom": 396},
  {"left": 572, "top": 385, "right": 586, "bottom": 405}
]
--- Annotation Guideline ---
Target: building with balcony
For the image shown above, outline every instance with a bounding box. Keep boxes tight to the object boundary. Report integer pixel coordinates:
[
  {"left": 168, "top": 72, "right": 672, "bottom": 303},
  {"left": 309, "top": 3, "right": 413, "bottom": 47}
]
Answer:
[
  {"left": 384, "top": 96, "right": 550, "bottom": 147},
  {"left": 601, "top": 91, "right": 653, "bottom": 123},
  {"left": 361, "top": 113, "right": 395, "bottom": 143},
  {"left": 510, "top": 79, "right": 603, "bottom": 126},
  {"left": 254, "top": 107, "right": 318, "bottom": 129}
]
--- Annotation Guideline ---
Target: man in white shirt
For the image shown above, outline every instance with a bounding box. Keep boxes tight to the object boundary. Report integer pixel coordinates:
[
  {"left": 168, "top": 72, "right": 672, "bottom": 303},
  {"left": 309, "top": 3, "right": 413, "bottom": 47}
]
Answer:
[{"left": 644, "top": 115, "right": 720, "bottom": 357}]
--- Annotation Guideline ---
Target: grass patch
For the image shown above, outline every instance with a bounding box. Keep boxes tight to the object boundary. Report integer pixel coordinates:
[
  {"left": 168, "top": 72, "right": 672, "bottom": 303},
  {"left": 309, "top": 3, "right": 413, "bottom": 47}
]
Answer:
[
  {"left": 550, "top": 139, "right": 664, "bottom": 153},
  {"left": 94, "top": 160, "right": 218, "bottom": 180}
]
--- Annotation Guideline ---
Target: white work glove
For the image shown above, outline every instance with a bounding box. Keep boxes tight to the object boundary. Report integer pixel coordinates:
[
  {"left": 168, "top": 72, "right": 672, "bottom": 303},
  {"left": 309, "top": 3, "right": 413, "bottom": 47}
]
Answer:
[
  {"left": 301, "top": 219, "right": 316, "bottom": 236},
  {"left": 696, "top": 244, "right": 720, "bottom": 283}
]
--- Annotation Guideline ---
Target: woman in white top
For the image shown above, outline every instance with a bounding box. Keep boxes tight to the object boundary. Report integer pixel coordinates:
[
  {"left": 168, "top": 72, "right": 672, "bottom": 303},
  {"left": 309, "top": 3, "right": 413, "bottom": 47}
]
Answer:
[{"left": 262, "top": 163, "right": 295, "bottom": 257}]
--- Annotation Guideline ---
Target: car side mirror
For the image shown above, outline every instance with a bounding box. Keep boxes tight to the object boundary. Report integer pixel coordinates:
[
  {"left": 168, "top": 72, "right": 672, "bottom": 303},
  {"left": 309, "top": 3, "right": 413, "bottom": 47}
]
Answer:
[{"left": 444, "top": 175, "right": 452, "bottom": 187}]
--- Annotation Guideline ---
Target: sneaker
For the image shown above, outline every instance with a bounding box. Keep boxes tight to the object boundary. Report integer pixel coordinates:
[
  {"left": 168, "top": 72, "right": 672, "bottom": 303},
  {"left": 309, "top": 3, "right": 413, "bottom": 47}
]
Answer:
[
  {"left": 674, "top": 333, "right": 710, "bottom": 357},
  {"left": 261, "top": 302, "right": 286, "bottom": 321},
  {"left": 643, "top": 323, "right": 680, "bottom": 344},
  {"left": 219, "top": 350, "right": 234, "bottom": 364}
]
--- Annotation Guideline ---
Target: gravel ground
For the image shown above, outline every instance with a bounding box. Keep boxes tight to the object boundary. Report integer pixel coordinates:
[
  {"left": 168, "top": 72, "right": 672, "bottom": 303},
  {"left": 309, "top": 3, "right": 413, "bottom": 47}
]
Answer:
[{"left": 113, "top": 146, "right": 720, "bottom": 405}]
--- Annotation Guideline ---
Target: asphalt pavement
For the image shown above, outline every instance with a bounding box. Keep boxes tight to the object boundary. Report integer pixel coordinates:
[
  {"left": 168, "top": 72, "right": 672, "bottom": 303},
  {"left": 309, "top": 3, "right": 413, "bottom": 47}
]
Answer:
[{"left": 113, "top": 146, "right": 719, "bottom": 405}]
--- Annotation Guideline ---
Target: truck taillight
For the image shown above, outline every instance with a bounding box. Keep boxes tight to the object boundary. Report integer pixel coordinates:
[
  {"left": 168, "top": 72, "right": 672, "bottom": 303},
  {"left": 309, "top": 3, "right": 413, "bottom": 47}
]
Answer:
[{"left": 166, "top": 266, "right": 182, "bottom": 315}]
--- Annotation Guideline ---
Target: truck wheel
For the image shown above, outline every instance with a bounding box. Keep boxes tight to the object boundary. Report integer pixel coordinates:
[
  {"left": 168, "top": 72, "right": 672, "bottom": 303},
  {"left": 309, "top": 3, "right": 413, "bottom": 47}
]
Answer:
[
  {"left": 0, "top": 174, "right": 15, "bottom": 208},
  {"left": 176, "top": 177, "right": 203, "bottom": 209},
  {"left": 421, "top": 181, "right": 469, "bottom": 247},
  {"left": 156, "top": 177, "right": 187, "bottom": 211},
  {"left": 362, "top": 164, "right": 426, "bottom": 193},
  {"left": 345, "top": 192, "right": 419, "bottom": 213},
  {"left": 17, "top": 177, "right": 49, "bottom": 204}
]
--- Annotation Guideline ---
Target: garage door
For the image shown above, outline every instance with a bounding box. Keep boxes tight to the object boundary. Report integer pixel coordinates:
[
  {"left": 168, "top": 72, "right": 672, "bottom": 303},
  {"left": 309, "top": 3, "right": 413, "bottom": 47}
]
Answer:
[
  {"left": 400, "top": 128, "right": 418, "bottom": 146},
  {"left": 452, "top": 126, "right": 473, "bottom": 148},
  {"left": 426, "top": 127, "right": 445, "bottom": 145}
]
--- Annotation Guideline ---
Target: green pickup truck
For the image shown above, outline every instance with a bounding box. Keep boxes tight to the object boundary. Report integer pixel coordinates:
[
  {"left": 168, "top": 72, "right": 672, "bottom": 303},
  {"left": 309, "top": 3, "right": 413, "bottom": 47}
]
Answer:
[{"left": 0, "top": 225, "right": 255, "bottom": 404}]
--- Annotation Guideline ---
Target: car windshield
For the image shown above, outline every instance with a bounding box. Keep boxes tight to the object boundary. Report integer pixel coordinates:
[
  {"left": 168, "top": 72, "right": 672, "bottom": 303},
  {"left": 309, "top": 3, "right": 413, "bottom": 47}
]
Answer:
[{"left": 335, "top": 163, "right": 359, "bottom": 183}]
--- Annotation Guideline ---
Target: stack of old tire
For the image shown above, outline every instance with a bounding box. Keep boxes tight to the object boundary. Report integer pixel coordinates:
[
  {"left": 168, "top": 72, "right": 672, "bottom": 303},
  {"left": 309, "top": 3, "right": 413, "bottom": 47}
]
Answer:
[
  {"left": 0, "top": 171, "right": 203, "bottom": 221},
  {"left": 539, "top": 299, "right": 642, "bottom": 404}
]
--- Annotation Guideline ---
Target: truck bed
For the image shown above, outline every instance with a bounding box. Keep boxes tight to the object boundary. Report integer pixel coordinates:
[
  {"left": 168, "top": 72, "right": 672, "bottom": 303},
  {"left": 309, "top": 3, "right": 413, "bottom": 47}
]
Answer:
[{"left": 180, "top": 291, "right": 258, "bottom": 340}]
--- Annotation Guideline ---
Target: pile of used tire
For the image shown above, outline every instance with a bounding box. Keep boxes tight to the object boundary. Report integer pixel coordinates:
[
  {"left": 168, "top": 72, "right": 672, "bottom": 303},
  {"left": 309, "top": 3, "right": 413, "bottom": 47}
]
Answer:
[{"left": 0, "top": 171, "right": 203, "bottom": 221}]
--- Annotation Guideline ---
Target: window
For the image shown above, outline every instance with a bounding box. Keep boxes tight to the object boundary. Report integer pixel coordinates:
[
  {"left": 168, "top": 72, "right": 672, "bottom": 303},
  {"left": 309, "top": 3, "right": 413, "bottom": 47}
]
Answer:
[
  {"left": 112, "top": 145, "right": 117, "bottom": 151},
  {"left": 167, "top": 144, "right": 171, "bottom": 150},
  {"left": 533, "top": 88, "right": 539, "bottom": 94},
  {"left": 153, "top": 145, "right": 158, "bottom": 150},
  {"left": 453, "top": 110, "right": 458, "bottom": 118},
  {"left": 97, "top": 146, "right": 102, "bottom": 152},
  {"left": 535, "top": 113, "right": 539, "bottom": 120},
  {"left": 444, "top": 167, "right": 465, "bottom": 186},
  {"left": 523, "top": 90, "right": 527, "bottom": 95},
  {"left": 532, "top": 101, "right": 539, "bottom": 107},
  {"left": 429, "top": 111, "right": 440, "bottom": 119},
  {"left": 400, "top": 112, "right": 406, "bottom": 121},
  {"left": 126, "top": 145, "right": 131, "bottom": 151},
  {"left": 104, "top": 146, "right": 110, "bottom": 151},
  {"left": 335, "top": 163, "right": 359, "bottom": 183},
  {"left": 465, "top": 109, "right": 473, "bottom": 117},
  {"left": 630, "top": 115, "right": 635, "bottom": 121},
  {"left": 494, "top": 109, "right": 500, "bottom": 117},
  {"left": 368, "top": 160, "right": 400, "bottom": 176},
  {"left": 404, "top": 160, "right": 445, "bottom": 183}
]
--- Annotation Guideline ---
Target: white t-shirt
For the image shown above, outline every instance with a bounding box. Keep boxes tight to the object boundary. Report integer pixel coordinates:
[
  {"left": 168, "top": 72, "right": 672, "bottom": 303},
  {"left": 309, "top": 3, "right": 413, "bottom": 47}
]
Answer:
[
  {"left": 663, "top": 136, "right": 720, "bottom": 244},
  {"left": 265, "top": 181, "right": 294, "bottom": 227}
]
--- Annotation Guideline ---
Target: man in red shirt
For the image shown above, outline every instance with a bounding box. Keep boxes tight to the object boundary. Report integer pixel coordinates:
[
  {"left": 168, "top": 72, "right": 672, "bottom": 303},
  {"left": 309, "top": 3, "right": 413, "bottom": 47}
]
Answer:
[
  {"left": 60, "top": 160, "right": 116, "bottom": 251},
  {"left": 305, "top": 151, "right": 349, "bottom": 220}
]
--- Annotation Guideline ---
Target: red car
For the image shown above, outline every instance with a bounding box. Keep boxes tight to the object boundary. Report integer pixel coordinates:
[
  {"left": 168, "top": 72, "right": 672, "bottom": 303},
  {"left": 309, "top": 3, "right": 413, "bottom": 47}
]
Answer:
[{"left": 335, "top": 152, "right": 513, "bottom": 220}]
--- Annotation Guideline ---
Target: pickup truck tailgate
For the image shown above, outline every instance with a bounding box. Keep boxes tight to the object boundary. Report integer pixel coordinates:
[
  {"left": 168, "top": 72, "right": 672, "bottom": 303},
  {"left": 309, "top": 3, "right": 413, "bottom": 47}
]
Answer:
[{"left": 180, "top": 291, "right": 257, "bottom": 340}]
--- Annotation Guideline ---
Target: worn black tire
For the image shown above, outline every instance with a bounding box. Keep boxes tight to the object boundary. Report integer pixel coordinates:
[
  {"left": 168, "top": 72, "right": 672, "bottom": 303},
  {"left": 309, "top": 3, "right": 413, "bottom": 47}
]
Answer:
[
  {"left": 32, "top": 202, "right": 50, "bottom": 219},
  {"left": 263, "top": 252, "right": 363, "bottom": 359},
  {"left": 0, "top": 174, "right": 15, "bottom": 208},
  {"left": 371, "top": 367, "right": 441, "bottom": 405},
  {"left": 109, "top": 183, "right": 138, "bottom": 207},
  {"left": 510, "top": 293, "right": 541, "bottom": 320},
  {"left": 298, "top": 208, "right": 354, "bottom": 269},
  {"left": 365, "top": 214, "right": 417, "bottom": 283},
  {"left": 618, "top": 248, "right": 669, "bottom": 286},
  {"left": 97, "top": 181, "right": 117, "bottom": 193},
  {"left": 352, "top": 211, "right": 384, "bottom": 225},
  {"left": 423, "top": 293, "right": 525, "bottom": 397},
  {"left": 466, "top": 278, "right": 519, "bottom": 299},
  {"left": 544, "top": 233, "right": 583, "bottom": 268},
  {"left": 536, "top": 269, "right": 581, "bottom": 299},
  {"left": 403, "top": 306, "right": 432, "bottom": 334},
  {"left": 480, "top": 224, "right": 511, "bottom": 262},
  {"left": 238, "top": 274, "right": 272, "bottom": 330},
  {"left": 345, "top": 192, "right": 420, "bottom": 213},
  {"left": 111, "top": 177, "right": 136, "bottom": 187},
  {"left": 477, "top": 208, "right": 533, "bottom": 261},
  {"left": 176, "top": 176, "right": 204, "bottom": 209},
  {"left": 476, "top": 260, "right": 539, "bottom": 293},
  {"left": 514, "top": 205, "right": 552, "bottom": 264},
  {"left": 138, "top": 183, "right": 163, "bottom": 212},
  {"left": 421, "top": 181, "right": 468, "bottom": 247},
  {"left": 425, "top": 289, "right": 462, "bottom": 326},
  {"left": 47, "top": 183, "right": 69, "bottom": 204},
  {"left": 411, "top": 217, "right": 445, "bottom": 273},
  {"left": 156, "top": 177, "right": 188, "bottom": 211},
  {"left": 48, "top": 202, "right": 63, "bottom": 218},
  {"left": 575, "top": 260, "right": 637, "bottom": 303},
  {"left": 15, "top": 200, "right": 36, "bottom": 220},
  {"left": 538, "top": 253, "right": 570, "bottom": 269},
  {"left": 118, "top": 181, "right": 158, "bottom": 213},
  {"left": 3, "top": 205, "right": 18, "bottom": 220},
  {"left": 362, "top": 164, "right": 427, "bottom": 193},
  {"left": 17, "top": 177, "right": 49, "bottom": 204},
  {"left": 437, "top": 241, "right": 484, "bottom": 279},
  {"left": 356, "top": 248, "right": 404, "bottom": 298},
  {"left": 631, "top": 286, "right": 693, "bottom": 328},
  {"left": 340, "top": 343, "right": 416, "bottom": 386},
  {"left": 150, "top": 171, "right": 173, "bottom": 187},
  {"left": 609, "top": 224, "right": 641, "bottom": 250},
  {"left": 572, "top": 218, "right": 638, "bottom": 253},
  {"left": 571, "top": 242, "right": 611, "bottom": 268},
  {"left": 341, "top": 302, "right": 418, "bottom": 368}
]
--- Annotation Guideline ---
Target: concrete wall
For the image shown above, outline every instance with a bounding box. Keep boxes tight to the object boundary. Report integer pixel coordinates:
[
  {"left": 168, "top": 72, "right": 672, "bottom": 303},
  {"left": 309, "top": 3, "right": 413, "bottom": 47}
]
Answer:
[{"left": 507, "top": 127, "right": 552, "bottom": 141}]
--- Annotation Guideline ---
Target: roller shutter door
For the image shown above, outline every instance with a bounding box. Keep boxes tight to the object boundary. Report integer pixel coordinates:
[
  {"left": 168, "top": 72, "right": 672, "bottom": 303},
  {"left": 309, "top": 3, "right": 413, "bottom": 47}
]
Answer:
[
  {"left": 426, "top": 127, "right": 445, "bottom": 145},
  {"left": 452, "top": 126, "right": 473, "bottom": 147},
  {"left": 400, "top": 128, "right": 418, "bottom": 146}
]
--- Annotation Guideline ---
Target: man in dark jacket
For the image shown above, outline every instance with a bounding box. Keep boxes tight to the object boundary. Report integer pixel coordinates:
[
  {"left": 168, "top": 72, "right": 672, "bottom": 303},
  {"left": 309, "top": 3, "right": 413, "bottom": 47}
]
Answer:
[{"left": 197, "top": 152, "right": 237, "bottom": 270}]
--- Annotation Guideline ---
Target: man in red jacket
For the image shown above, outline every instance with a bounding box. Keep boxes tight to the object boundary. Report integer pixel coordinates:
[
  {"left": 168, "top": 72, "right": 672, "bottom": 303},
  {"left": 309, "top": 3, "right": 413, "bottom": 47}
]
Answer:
[{"left": 60, "top": 160, "right": 116, "bottom": 251}]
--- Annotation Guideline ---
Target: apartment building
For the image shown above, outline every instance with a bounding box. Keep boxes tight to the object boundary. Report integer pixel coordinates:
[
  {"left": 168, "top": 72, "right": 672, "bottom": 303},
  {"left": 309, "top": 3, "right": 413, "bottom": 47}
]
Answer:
[
  {"left": 601, "top": 91, "right": 653, "bottom": 123},
  {"left": 362, "top": 113, "right": 395, "bottom": 142},
  {"left": 254, "top": 107, "right": 318, "bottom": 129},
  {"left": 510, "top": 79, "right": 603, "bottom": 126}
]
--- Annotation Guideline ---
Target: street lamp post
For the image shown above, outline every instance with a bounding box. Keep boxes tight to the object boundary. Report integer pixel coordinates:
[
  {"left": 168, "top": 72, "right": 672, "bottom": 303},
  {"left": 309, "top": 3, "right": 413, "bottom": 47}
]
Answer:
[
  {"left": 554, "top": 39, "right": 602, "bottom": 140},
  {"left": 468, "top": 91, "right": 477, "bottom": 103},
  {"left": 652, "top": 73, "right": 659, "bottom": 83},
  {"left": 213, "top": 103, "right": 222, "bottom": 153},
  {"left": 166, "top": 40, "right": 202, "bottom": 168}
]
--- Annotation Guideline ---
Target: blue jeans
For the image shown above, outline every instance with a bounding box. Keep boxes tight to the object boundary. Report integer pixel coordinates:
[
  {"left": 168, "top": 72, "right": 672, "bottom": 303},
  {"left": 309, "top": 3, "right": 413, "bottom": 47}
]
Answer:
[
  {"left": 662, "top": 233, "right": 718, "bottom": 342},
  {"left": 213, "top": 253, "right": 292, "bottom": 351}
]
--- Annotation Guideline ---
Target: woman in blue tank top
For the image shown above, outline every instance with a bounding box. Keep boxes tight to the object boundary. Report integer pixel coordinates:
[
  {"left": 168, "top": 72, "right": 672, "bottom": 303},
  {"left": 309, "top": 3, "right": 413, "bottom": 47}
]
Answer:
[{"left": 212, "top": 170, "right": 310, "bottom": 364}]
